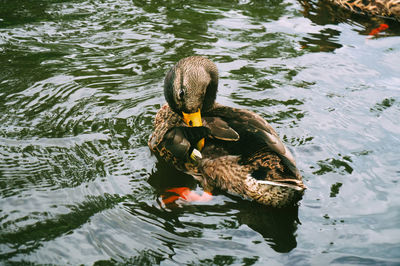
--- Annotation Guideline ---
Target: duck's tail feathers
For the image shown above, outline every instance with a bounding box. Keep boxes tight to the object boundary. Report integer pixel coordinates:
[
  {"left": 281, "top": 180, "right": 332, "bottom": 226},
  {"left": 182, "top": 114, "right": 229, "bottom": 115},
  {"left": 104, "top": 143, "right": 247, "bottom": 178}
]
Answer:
[{"left": 256, "top": 179, "right": 307, "bottom": 191}]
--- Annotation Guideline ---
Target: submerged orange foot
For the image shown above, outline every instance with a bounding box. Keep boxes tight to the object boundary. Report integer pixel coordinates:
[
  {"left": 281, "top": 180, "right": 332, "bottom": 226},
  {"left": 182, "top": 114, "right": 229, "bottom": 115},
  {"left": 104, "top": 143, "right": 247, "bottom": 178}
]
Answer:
[
  {"left": 368, "top": 24, "right": 389, "bottom": 36},
  {"left": 162, "top": 187, "right": 212, "bottom": 205}
]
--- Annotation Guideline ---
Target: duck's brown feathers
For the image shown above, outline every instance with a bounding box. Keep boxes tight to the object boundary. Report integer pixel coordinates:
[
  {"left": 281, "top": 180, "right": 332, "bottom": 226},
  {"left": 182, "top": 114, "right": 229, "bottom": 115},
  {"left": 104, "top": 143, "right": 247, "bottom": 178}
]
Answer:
[
  {"left": 328, "top": 0, "right": 400, "bottom": 19},
  {"left": 149, "top": 103, "right": 305, "bottom": 207}
]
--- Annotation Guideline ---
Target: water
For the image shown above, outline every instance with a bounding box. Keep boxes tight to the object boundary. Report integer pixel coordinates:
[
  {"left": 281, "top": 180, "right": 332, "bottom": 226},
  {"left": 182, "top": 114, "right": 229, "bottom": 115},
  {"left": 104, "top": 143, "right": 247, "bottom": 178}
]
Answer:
[{"left": 1, "top": 0, "right": 400, "bottom": 264}]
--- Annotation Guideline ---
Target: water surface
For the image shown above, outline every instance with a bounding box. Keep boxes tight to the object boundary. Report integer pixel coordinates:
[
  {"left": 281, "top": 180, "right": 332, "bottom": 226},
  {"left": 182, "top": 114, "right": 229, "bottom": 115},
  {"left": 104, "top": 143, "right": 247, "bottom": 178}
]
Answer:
[{"left": 1, "top": 0, "right": 400, "bottom": 264}]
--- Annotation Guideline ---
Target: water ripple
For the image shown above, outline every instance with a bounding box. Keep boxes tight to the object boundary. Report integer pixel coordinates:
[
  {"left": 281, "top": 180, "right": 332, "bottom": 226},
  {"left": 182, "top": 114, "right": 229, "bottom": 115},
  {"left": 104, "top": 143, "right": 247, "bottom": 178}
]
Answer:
[{"left": 1, "top": 0, "right": 400, "bottom": 264}]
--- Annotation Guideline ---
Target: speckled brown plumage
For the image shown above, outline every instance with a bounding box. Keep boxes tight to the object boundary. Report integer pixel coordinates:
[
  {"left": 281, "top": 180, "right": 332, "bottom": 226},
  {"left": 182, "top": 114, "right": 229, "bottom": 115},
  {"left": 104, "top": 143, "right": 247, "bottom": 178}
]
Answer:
[
  {"left": 148, "top": 56, "right": 306, "bottom": 207},
  {"left": 328, "top": 0, "right": 400, "bottom": 19}
]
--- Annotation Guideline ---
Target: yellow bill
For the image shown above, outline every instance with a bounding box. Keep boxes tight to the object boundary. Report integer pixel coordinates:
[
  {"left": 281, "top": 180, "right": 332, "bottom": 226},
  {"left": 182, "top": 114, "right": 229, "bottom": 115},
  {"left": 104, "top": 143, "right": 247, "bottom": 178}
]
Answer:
[{"left": 182, "top": 109, "right": 205, "bottom": 151}]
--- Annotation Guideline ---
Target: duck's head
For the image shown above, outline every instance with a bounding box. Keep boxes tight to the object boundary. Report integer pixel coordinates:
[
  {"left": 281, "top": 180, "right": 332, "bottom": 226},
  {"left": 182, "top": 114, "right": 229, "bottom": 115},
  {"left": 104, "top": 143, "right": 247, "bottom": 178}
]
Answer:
[{"left": 164, "top": 56, "right": 218, "bottom": 128}]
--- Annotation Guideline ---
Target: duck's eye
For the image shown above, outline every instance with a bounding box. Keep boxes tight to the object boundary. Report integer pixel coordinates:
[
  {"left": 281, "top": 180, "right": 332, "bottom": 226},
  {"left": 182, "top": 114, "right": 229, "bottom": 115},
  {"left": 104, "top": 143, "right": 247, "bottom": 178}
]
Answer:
[{"left": 179, "top": 89, "right": 185, "bottom": 99}]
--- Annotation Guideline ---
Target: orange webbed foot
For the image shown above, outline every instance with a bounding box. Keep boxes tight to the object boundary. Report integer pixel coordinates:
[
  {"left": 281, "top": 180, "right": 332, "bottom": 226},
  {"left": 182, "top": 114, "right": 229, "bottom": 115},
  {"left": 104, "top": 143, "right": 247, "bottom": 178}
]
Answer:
[
  {"left": 162, "top": 187, "right": 212, "bottom": 205},
  {"left": 368, "top": 23, "right": 389, "bottom": 37}
]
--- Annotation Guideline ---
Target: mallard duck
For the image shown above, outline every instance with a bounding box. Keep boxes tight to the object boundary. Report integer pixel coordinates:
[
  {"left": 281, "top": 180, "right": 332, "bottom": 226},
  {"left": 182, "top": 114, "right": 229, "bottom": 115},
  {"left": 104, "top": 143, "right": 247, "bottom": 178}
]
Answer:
[
  {"left": 148, "top": 56, "right": 306, "bottom": 208},
  {"left": 327, "top": 0, "right": 400, "bottom": 19}
]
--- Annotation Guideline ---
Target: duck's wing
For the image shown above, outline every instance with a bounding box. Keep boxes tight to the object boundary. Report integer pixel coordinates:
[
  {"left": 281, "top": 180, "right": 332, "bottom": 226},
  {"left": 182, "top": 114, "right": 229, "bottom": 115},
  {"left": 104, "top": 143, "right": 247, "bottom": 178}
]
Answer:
[
  {"left": 203, "top": 117, "right": 239, "bottom": 141},
  {"left": 149, "top": 104, "right": 209, "bottom": 162},
  {"left": 206, "top": 104, "right": 301, "bottom": 179},
  {"left": 163, "top": 126, "right": 210, "bottom": 160}
]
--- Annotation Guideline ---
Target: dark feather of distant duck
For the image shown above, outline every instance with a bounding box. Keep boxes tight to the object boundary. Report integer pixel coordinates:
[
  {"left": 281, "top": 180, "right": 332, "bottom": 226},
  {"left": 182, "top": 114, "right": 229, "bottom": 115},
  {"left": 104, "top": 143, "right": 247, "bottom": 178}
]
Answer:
[
  {"left": 327, "top": 0, "right": 400, "bottom": 19},
  {"left": 148, "top": 56, "right": 306, "bottom": 207}
]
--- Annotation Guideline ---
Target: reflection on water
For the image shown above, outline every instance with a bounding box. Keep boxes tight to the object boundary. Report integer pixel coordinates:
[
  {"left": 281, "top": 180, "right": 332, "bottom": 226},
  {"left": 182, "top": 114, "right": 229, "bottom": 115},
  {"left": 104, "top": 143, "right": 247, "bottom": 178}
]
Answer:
[
  {"left": 299, "top": 28, "right": 342, "bottom": 52},
  {"left": 149, "top": 161, "right": 300, "bottom": 253},
  {"left": 1, "top": 0, "right": 400, "bottom": 264}
]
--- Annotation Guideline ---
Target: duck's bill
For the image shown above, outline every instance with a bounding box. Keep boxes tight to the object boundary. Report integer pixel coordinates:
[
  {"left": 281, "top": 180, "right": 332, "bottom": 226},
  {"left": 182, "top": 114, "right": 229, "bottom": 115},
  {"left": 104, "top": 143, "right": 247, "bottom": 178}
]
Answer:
[
  {"left": 182, "top": 109, "right": 202, "bottom": 127},
  {"left": 182, "top": 109, "right": 204, "bottom": 151}
]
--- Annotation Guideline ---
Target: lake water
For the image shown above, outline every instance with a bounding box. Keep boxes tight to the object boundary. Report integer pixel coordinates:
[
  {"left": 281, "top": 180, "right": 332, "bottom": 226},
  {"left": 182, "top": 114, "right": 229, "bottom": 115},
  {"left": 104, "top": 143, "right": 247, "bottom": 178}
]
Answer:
[{"left": 1, "top": 0, "right": 400, "bottom": 265}]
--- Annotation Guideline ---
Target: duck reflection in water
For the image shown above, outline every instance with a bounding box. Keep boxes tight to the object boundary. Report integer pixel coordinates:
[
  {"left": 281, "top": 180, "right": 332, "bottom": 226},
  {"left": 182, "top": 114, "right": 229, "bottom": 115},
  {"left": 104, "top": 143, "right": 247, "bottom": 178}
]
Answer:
[{"left": 148, "top": 161, "right": 300, "bottom": 253}]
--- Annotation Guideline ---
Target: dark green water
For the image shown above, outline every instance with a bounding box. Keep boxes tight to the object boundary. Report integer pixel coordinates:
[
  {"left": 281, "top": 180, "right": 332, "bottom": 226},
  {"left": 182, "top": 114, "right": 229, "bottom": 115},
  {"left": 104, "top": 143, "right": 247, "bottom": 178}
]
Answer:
[{"left": 1, "top": 0, "right": 400, "bottom": 264}]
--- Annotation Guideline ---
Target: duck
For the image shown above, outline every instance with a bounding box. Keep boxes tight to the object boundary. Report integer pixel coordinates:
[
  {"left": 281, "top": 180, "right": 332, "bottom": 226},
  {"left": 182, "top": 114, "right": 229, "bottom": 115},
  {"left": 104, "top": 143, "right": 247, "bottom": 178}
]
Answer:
[
  {"left": 326, "top": 0, "right": 400, "bottom": 20},
  {"left": 148, "top": 56, "right": 306, "bottom": 208}
]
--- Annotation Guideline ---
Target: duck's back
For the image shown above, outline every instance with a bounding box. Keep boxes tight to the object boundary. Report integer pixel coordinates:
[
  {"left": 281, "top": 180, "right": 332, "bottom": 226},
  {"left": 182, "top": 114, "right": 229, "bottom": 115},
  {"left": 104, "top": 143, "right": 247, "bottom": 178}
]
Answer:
[
  {"left": 197, "top": 104, "right": 305, "bottom": 207},
  {"left": 332, "top": 0, "right": 400, "bottom": 18},
  {"left": 203, "top": 104, "right": 301, "bottom": 178}
]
